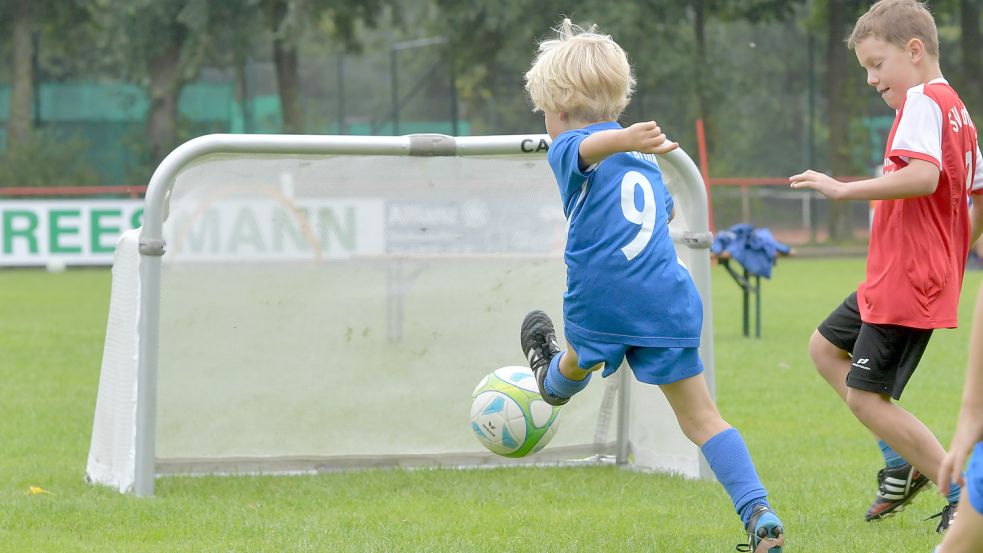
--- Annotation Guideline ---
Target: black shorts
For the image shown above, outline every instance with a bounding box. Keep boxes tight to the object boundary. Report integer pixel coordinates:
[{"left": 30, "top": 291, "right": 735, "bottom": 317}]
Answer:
[{"left": 816, "top": 291, "right": 933, "bottom": 400}]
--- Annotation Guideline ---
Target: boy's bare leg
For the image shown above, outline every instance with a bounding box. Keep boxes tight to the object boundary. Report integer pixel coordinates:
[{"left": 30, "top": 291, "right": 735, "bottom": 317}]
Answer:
[
  {"left": 557, "top": 351, "right": 730, "bottom": 445},
  {"left": 936, "top": 489, "right": 983, "bottom": 552},
  {"left": 809, "top": 329, "right": 932, "bottom": 521},
  {"left": 845, "top": 388, "right": 946, "bottom": 485},
  {"left": 659, "top": 372, "right": 730, "bottom": 446},
  {"left": 661, "top": 373, "right": 783, "bottom": 551},
  {"left": 556, "top": 343, "right": 602, "bottom": 380},
  {"left": 809, "top": 330, "right": 884, "bottom": 441},
  {"left": 811, "top": 322, "right": 944, "bottom": 486},
  {"left": 808, "top": 330, "right": 853, "bottom": 402}
]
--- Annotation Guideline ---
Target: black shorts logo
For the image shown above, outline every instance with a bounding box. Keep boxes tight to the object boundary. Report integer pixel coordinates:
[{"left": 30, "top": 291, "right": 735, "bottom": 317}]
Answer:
[{"left": 852, "top": 358, "right": 871, "bottom": 370}]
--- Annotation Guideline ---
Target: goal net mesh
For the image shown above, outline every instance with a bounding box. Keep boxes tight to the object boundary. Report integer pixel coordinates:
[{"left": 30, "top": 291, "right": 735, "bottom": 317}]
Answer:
[{"left": 87, "top": 138, "right": 708, "bottom": 492}]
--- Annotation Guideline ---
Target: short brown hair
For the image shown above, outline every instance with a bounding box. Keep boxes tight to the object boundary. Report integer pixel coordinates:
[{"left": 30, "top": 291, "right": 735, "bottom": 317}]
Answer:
[{"left": 848, "top": 0, "right": 939, "bottom": 58}]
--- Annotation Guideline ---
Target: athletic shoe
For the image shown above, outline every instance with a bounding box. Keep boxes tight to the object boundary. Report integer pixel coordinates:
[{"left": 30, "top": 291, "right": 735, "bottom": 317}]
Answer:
[
  {"left": 736, "top": 505, "right": 784, "bottom": 553},
  {"left": 519, "top": 310, "right": 566, "bottom": 406},
  {"left": 865, "top": 463, "right": 931, "bottom": 521},
  {"left": 926, "top": 503, "right": 957, "bottom": 534}
]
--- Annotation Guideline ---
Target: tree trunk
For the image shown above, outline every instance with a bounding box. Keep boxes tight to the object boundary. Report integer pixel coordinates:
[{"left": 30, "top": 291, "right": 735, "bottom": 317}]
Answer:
[
  {"left": 274, "top": 38, "right": 302, "bottom": 134},
  {"left": 961, "top": 0, "right": 982, "bottom": 117},
  {"left": 271, "top": 0, "right": 303, "bottom": 134},
  {"left": 825, "top": 0, "right": 854, "bottom": 242},
  {"left": 234, "top": 41, "right": 253, "bottom": 134},
  {"left": 147, "top": 46, "right": 182, "bottom": 166},
  {"left": 8, "top": 0, "right": 35, "bottom": 143}
]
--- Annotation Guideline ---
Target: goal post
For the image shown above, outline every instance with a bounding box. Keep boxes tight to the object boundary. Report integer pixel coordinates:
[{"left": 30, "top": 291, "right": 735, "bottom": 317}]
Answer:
[{"left": 85, "top": 133, "right": 716, "bottom": 496}]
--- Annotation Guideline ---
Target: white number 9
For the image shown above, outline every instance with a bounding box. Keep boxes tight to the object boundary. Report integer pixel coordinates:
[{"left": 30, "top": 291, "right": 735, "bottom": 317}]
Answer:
[{"left": 620, "top": 170, "right": 657, "bottom": 261}]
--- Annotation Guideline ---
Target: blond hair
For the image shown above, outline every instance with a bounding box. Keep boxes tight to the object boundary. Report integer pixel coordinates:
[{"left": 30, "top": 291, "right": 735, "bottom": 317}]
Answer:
[
  {"left": 524, "top": 19, "right": 635, "bottom": 122},
  {"left": 848, "top": 0, "right": 939, "bottom": 58}
]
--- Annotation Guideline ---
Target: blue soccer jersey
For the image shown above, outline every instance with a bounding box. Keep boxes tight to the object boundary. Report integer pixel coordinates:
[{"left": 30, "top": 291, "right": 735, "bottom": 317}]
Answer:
[{"left": 548, "top": 121, "right": 703, "bottom": 347}]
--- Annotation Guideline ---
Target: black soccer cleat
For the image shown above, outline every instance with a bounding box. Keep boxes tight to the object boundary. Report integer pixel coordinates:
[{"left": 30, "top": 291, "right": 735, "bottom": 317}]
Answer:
[
  {"left": 926, "top": 502, "right": 957, "bottom": 534},
  {"left": 519, "top": 310, "right": 567, "bottom": 406},
  {"left": 865, "top": 463, "right": 931, "bottom": 521}
]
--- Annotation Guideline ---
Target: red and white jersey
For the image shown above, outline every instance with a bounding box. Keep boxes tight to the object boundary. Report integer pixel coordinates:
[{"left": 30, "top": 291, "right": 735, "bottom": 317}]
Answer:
[{"left": 859, "top": 78, "right": 983, "bottom": 329}]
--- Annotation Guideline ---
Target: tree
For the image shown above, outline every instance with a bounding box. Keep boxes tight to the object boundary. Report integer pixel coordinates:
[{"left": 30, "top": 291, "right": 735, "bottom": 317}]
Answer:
[
  {"left": 259, "top": 0, "right": 393, "bottom": 134},
  {"left": 6, "top": 0, "right": 35, "bottom": 144},
  {"left": 813, "top": 0, "right": 869, "bottom": 242},
  {"left": 958, "top": 0, "right": 982, "bottom": 116},
  {"left": 1, "top": 0, "right": 89, "bottom": 143},
  {"left": 684, "top": 0, "right": 805, "bottom": 158},
  {"left": 83, "top": 0, "right": 246, "bottom": 165},
  {"left": 0, "top": 0, "right": 101, "bottom": 188},
  {"left": 85, "top": 0, "right": 196, "bottom": 165},
  {"left": 434, "top": 0, "right": 648, "bottom": 134}
]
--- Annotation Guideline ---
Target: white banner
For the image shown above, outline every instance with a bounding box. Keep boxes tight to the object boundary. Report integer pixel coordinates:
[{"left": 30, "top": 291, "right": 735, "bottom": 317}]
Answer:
[
  {"left": 166, "top": 198, "right": 385, "bottom": 261},
  {"left": 0, "top": 198, "right": 387, "bottom": 266},
  {"left": 0, "top": 200, "right": 144, "bottom": 266}
]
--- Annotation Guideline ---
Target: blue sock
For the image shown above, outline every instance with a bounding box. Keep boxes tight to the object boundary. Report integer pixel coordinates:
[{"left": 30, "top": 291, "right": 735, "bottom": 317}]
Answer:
[
  {"left": 878, "top": 440, "right": 907, "bottom": 468},
  {"left": 701, "top": 428, "right": 770, "bottom": 526},
  {"left": 947, "top": 483, "right": 961, "bottom": 504},
  {"left": 543, "top": 353, "right": 590, "bottom": 398}
]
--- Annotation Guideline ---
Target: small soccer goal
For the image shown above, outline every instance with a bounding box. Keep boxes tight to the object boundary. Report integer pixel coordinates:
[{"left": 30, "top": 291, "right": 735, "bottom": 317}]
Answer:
[{"left": 85, "top": 133, "right": 716, "bottom": 496}]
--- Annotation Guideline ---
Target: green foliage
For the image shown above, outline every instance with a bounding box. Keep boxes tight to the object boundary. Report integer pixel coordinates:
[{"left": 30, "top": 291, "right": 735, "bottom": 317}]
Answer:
[
  {"left": 82, "top": 0, "right": 211, "bottom": 84},
  {"left": 0, "top": 259, "right": 975, "bottom": 551},
  {"left": 0, "top": 129, "right": 100, "bottom": 187},
  {"left": 0, "top": 0, "right": 979, "bottom": 183},
  {"left": 428, "top": 1, "right": 818, "bottom": 165}
]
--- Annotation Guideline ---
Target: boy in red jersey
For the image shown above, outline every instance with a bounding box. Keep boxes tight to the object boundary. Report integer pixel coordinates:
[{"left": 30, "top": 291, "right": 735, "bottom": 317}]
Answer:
[{"left": 790, "top": 0, "right": 983, "bottom": 533}]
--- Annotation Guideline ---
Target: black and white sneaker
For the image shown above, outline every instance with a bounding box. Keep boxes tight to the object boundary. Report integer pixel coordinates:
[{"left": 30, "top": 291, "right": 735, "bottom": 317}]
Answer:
[
  {"left": 519, "top": 310, "right": 567, "bottom": 406},
  {"left": 926, "top": 503, "right": 957, "bottom": 534},
  {"left": 865, "top": 463, "right": 931, "bottom": 521}
]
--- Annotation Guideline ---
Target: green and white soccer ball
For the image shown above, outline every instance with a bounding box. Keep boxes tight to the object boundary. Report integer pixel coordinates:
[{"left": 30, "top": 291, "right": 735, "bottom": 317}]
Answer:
[{"left": 470, "top": 366, "right": 561, "bottom": 458}]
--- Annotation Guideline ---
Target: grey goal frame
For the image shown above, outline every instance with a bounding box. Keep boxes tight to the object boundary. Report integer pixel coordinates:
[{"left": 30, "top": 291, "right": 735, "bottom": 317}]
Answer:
[{"left": 132, "top": 133, "right": 715, "bottom": 497}]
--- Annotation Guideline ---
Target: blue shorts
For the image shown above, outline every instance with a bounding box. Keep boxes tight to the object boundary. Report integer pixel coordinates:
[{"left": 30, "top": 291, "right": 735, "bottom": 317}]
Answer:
[
  {"left": 564, "top": 324, "right": 704, "bottom": 385},
  {"left": 968, "top": 442, "right": 983, "bottom": 514}
]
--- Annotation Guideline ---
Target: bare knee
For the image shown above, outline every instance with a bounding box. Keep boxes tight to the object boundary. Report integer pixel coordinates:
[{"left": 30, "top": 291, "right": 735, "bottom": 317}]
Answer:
[
  {"left": 845, "top": 388, "right": 886, "bottom": 421},
  {"left": 809, "top": 330, "right": 847, "bottom": 373},
  {"left": 557, "top": 346, "right": 601, "bottom": 380},
  {"left": 676, "top": 407, "right": 729, "bottom": 446}
]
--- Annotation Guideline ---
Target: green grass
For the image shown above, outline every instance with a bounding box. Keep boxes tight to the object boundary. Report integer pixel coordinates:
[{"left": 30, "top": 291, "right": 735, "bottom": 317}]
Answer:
[{"left": 1, "top": 259, "right": 979, "bottom": 552}]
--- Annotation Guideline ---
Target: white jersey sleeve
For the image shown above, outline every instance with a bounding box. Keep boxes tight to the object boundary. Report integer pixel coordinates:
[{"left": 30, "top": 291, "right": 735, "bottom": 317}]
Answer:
[
  {"left": 891, "top": 92, "right": 943, "bottom": 169},
  {"left": 973, "top": 143, "right": 983, "bottom": 193}
]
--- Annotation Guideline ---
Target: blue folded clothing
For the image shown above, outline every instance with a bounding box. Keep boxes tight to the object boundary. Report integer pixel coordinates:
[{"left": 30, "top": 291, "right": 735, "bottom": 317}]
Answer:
[{"left": 710, "top": 223, "right": 791, "bottom": 278}]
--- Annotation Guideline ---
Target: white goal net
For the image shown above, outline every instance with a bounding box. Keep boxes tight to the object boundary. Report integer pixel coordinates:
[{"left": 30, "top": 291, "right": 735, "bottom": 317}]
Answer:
[{"left": 85, "top": 134, "right": 715, "bottom": 495}]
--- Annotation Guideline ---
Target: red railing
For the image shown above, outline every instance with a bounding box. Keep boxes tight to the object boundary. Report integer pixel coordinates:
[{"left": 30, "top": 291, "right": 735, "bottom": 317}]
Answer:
[{"left": 0, "top": 186, "right": 147, "bottom": 198}]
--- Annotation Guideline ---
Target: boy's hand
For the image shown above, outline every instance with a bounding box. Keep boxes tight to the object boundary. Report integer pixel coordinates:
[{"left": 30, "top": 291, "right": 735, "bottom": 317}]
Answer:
[
  {"left": 579, "top": 121, "right": 678, "bottom": 166},
  {"left": 625, "top": 121, "right": 678, "bottom": 155},
  {"left": 789, "top": 170, "right": 848, "bottom": 200},
  {"left": 939, "top": 412, "right": 983, "bottom": 496},
  {"left": 939, "top": 438, "right": 969, "bottom": 494}
]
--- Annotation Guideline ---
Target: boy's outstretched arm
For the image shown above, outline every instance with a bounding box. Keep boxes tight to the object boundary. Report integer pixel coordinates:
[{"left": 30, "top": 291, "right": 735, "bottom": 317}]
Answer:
[
  {"left": 579, "top": 121, "right": 678, "bottom": 167},
  {"left": 789, "top": 158, "right": 940, "bottom": 201},
  {"left": 939, "top": 283, "right": 983, "bottom": 494}
]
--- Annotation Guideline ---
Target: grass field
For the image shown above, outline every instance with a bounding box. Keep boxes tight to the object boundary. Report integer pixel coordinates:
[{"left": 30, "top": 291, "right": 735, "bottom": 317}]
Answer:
[{"left": 1, "top": 257, "right": 980, "bottom": 552}]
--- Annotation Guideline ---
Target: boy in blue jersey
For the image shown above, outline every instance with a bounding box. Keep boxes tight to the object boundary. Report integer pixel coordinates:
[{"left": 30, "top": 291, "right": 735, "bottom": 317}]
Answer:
[
  {"left": 934, "top": 282, "right": 983, "bottom": 551},
  {"left": 521, "top": 19, "right": 786, "bottom": 553}
]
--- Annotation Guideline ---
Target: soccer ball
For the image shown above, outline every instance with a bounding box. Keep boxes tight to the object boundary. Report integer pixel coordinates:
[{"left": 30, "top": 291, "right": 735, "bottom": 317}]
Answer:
[{"left": 470, "top": 366, "right": 561, "bottom": 458}]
